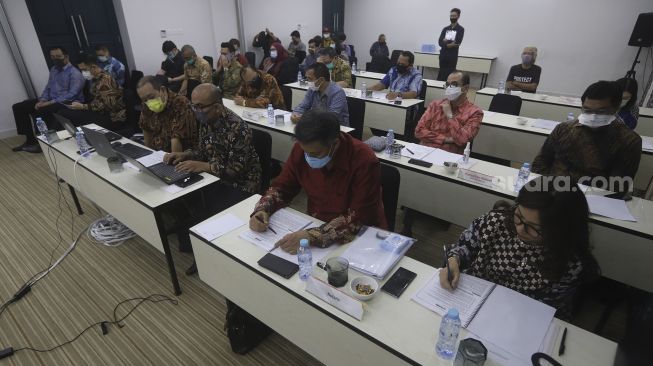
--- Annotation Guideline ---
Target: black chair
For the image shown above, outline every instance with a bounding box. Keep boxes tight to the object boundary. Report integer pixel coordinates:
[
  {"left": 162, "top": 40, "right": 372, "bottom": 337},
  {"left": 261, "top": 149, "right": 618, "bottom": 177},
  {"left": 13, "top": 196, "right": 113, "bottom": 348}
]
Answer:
[
  {"left": 128, "top": 70, "right": 144, "bottom": 91},
  {"left": 380, "top": 164, "right": 401, "bottom": 232},
  {"left": 349, "top": 44, "right": 356, "bottom": 58},
  {"left": 295, "top": 50, "right": 306, "bottom": 64},
  {"left": 390, "top": 50, "right": 402, "bottom": 64},
  {"left": 349, "top": 56, "right": 358, "bottom": 68},
  {"left": 281, "top": 85, "right": 292, "bottom": 111},
  {"left": 251, "top": 129, "right": 272, "bottom": 193},
  {"left": 186, "top": 79, "right": 202, "bottom": 100},
  {"left": 368, "top": 56, "right": 393, "bottom": 74},
  {"left": 245, "top": 52, "right": 256, "bottom": 68},
  {"left": 488, "top": 94, "right": 522, "bottom": 116},
  {"left": 351, "top": 73, "right": 357, "bottom": 89},
  {"left": 346, "top": 97, "right": 365, "bottom": 140},
  {"left": 203, "top": 56, "right": 214, "bottom": 70}
]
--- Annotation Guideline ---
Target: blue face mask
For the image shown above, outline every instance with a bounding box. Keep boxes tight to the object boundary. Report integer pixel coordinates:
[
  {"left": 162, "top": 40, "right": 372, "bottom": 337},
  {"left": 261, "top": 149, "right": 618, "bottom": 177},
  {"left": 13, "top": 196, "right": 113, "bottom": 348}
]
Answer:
[{"left": 304, "top": 144, "right": 335, "bottom": 169}]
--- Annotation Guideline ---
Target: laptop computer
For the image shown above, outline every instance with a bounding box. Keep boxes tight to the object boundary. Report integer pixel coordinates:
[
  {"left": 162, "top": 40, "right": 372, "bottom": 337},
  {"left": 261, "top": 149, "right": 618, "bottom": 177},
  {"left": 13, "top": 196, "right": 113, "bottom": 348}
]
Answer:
[
  {"left": 81, "top": 127, "right": 121, "bottom": 159},
  {"left": 54, "top": 113, "right": 122, "bottom": 143}
]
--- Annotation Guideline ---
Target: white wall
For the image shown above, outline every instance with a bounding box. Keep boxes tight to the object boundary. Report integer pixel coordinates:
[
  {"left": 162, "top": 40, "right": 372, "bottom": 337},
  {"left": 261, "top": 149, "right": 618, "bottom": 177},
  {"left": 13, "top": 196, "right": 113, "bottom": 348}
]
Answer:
[
  {"left": 345, "top": 0, "right": 653, "bottom": 96},
  {"left": 0, "top": 32, "right": 27, "bottom": 137},
  {"left": 241, "top": 0, "right": 322, "bottom": 66}
]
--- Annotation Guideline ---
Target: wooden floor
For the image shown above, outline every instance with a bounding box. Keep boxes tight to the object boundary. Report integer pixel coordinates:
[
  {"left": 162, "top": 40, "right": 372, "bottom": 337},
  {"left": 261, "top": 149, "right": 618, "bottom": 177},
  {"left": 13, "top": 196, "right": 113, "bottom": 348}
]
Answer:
[{"left": 0, "top": 135, "right": 625, "bottom": 365}]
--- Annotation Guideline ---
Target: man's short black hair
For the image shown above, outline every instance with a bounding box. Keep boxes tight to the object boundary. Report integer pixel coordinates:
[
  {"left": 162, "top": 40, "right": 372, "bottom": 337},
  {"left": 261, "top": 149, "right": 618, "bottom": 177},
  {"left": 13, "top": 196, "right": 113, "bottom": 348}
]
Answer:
[
  {"left": 295, "top": 110, "right": 341, "bottom": 146},
  {"left": 78, "top": 53, "right": 99, "bottom": 67},
  {"left": 339, "top": 33, "right": 347, "bottom": 42},
  {"left": 307, "top": 62, "right": 330, "bottom": 80},
  {"left": 451, "top": 70, "right": 470, "bottom": 86},
  {"left": 240, "top": 64, "right": 258, "bottom": 78},
  {"left": 220, "top": 42, "right": 235, "bottom": 53},
  {"left": 162, "top": 40, "right": 177, "bottom": 53},
  {"left": 48, "top": 45, "right": 68, "bottom": 55},
  {"left": 137, "top": 75, "right": 166, "bottom": 90},
  {"left": 399, "top": 51, "right": 415, "bottom": 65},
  {"left": 581, "top": 81, "right": 622, "bottom": 110},
  {"left": 317, "top": 47, "right": 336, "bottom": 58},
  {"left": 451, "top": 8, "right": 461, "bottom": 15},
  {"left": 94, "top": 45, "right": 109, "bottom": 52},
  {"left": 229, "top": 38, "right": 240, "bottom": 48},
  {"left": 291, "top": 30, "right": 300, "bottom": 38},
  {"left": 312, "top": 36, "right": 323, "bottom": 46}
]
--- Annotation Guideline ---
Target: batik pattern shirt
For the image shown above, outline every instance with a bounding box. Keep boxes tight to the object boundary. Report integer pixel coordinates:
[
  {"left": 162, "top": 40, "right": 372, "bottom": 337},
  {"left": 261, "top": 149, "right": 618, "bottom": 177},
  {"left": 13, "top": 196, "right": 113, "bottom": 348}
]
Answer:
[
  {"left": 415, "top": 98, "right": 483, "bottom": 153},
  {"left": 329, "top": 57, "right": 353, "bottom": 88},
  {"left": 88, "top": 72, "right": 126, "bottom": 123},
  {"left": 219, "top": 60, "right": 243, "bottom": 99},
  {"left": 98, "top": 56, "right": 126, "bottom": 86},
  {"left": 139, "top": 89, "right": 198, "bottom": 152},
  {"left": 236, "top": 71, "right": 286, "bottom": 109}
]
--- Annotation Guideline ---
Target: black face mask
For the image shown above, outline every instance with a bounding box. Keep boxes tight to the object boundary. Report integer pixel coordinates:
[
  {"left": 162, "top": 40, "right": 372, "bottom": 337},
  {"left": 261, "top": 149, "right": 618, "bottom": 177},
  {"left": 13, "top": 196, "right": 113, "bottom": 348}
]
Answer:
[
  {"left": 450, "top": 17, "right": 458, "bottom": 23},
  {"left": 250, "top": 76, "right": 263, "bottom": 89},
  {"left": 396, "top": 64, "right": 408, "bottom": 74},
  {"left": 52, "top": 58, "right": 65, "bottom": 68}
]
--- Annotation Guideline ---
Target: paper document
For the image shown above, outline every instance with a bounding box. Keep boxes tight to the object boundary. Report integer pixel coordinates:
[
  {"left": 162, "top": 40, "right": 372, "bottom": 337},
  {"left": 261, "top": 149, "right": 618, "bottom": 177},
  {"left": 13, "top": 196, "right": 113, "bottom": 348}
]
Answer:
[
  {"left": 586, "top": 195, "right": 637, "bottom": 222},
  {"left": 533, "top": 119, "right": 560, "bottom": 130},
  {"left": 401, "top": 143, "right": 435, "bottom": 160},
  {"left": 136, "top": 150, "right": 167, "bottom": 167},
  {"left": 412, "top": 270, "right": 495, "bottom": 327},
  {"left": 642, "top": 136, "right": 653, "bottom": 152},
  {"left": 340, "top": 227, "right": 415, "bottom": 279},
  {"left": 274, "top": 109, "right": 291, "bottom": 116},
  {"left": 193, "top": 213, "right": 245, "bottom": 241},
  {"left": 344, "top": 89, "right": 362, "bottom": 98},
  {"left": 371, "top": 91, "right": 389, "bottom": 100},
  {"left": 421, "top": 148, "right": 464, "bottom": 167}
]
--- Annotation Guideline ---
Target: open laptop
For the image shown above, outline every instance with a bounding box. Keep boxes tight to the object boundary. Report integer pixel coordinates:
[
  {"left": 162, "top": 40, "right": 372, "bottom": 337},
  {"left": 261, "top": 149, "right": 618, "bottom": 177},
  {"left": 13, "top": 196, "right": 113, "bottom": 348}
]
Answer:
[
  {"left": 81, "top": 127, "right": 122, "bottom": 159},
  {"left": 54, "top": 113, "right": 122, "bottom": 143}
]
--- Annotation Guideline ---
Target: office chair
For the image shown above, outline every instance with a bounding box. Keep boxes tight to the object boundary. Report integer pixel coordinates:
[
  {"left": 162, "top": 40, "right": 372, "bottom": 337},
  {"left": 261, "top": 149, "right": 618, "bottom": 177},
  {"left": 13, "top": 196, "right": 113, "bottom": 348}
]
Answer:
[
  {"left": 349, "top": 44, "right": 356, "bottom": 58},
  {"left": 488, "top": 94, "right": 523, "bottom": 116},
  {"left": 280, "top": 85, "right": 292, "bottom": 111},
  {"left": 368, "top": 56, "right": 393, "bottom": 74},
  {"left": 203, "top": 56, "right": 214, "bottom": 70},
  {"left": 380, "top": 164, "right": 401, "bottom": 232},
  {"left": 390, "top": 50, "right": 402, "bottom": 64},
  {"left": 351, "top": 73, "right": 357, "bottom": 89},
  {"left": 251, "top": 129, "right": 272, "bottom": 193},
  {"left": 245, "top": 52, "right": 256, "bottom": 68},
  {"left": 186, "top": 79, "right": 202, "bottom": 100},
  {"left": 346, "top": 98, "right": 365, "bottom": 140},
  {"left": 295, "top": 50, "right": 306, "bottom": 64}
]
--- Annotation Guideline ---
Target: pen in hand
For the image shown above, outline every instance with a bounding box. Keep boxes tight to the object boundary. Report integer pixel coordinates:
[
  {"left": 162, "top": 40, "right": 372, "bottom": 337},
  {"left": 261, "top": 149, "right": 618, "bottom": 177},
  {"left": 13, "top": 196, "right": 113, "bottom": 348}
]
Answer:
[
  {"left": 406, "top": 148, "right": 414, "bottom": 155},
  {"left": 444, "top": 245, "right": 453, "bottom": 288},
  {"left": 255, "top": 215, "right": 277, "bottom": 234}
]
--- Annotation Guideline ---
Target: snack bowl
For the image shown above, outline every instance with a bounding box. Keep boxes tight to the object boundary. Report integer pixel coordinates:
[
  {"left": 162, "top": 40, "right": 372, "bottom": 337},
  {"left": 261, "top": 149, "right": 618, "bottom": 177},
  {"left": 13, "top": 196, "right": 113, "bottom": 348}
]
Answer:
[
  {"left": 443, "top": 161, "right": 459, "bottom": 174},
  {"left": 350, "top": 276, "right": 379, "bottom": 301}
]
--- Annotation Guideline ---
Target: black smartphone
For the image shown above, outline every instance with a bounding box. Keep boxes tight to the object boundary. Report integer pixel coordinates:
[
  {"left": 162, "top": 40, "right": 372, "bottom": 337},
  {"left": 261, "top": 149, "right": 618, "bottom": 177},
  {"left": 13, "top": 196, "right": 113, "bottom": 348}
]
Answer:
[
  {"left": 175, "top": 174, "right": 204, "bottom": 187},
  {"left": 393, "top": 99, "right": 402, "bottom": 105},
  {"left": 258, "top": 253, "right": 299, "bottom": 279},
  {"left": 408, "top": 158, "right": 433, "bottom": 168},
  {"left": 381, "top": 267, "right": 417, "bottom": 298}
]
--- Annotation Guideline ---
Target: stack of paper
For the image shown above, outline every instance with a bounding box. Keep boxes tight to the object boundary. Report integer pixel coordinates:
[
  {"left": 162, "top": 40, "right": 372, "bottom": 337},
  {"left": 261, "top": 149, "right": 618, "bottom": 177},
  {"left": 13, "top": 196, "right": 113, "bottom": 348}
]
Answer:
[
  {"left": 401, "top": 143, "right": 435, "bottom": 160},
  {"left": 340, "top": 227, "right": 415, "bottom": 279},
  {"left": 136, "top": 150, "right": 166, "bottom": 167},
  {"left": 585, "top": 195, "right": 637, "bottom": 222},
  {"left": 193, "top": 213, "right": 245, "bottom": 241},
  {"left": 533, "top": 119, "right": 560, "bottom": 130},
  {"left": 642, "top": 137, "right": 653, "bottom": 152}
]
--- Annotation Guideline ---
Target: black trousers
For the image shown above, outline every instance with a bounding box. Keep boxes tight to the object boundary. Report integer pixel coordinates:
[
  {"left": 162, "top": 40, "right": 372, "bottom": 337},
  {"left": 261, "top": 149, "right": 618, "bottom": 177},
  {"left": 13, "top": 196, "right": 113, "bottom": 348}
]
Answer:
[
  {"left": 56, "top": 108, "right": 123, "bottom": 132},
  {"left": 437, "top": 55, "right": 458, "bottom": 81},
  {"left": 12, "top": 99, "right": 66, "bottom": 144}
]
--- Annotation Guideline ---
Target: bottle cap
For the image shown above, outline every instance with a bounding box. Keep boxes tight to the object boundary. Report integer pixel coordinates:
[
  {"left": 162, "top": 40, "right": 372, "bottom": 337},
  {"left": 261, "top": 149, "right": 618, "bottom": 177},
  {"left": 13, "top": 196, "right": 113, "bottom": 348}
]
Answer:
[
  {"left": 300, "top": 239, "right": 309, "bottom": 247},
  {"left": 447, "top": 308, "right": 459, "bottom": 318}
]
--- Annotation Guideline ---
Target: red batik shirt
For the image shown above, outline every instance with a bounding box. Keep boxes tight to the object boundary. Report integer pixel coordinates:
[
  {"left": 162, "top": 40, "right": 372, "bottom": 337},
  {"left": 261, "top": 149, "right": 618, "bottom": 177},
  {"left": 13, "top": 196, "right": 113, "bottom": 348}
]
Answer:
[{"left": 415, "top": 98, "right": 484, "bottom": 154}]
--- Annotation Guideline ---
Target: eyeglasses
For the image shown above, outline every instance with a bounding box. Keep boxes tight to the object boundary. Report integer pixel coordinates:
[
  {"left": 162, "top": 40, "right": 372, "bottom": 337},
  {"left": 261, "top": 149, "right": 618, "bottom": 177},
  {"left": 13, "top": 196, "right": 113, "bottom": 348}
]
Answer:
[
  {"left": 512, "top": 205, "right": 543, "bottom": 237},
  {"left": 190, "top": 101, "right": 218, "bottom": 112}
]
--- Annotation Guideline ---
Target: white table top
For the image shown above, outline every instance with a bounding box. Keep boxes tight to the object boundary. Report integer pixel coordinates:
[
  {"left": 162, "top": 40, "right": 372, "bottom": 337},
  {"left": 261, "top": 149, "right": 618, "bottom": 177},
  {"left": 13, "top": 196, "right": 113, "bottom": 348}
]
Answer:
[
  {"left": 415, "top": 51, "right": 497, "bottom": 60},
  {"left": 285, "top": 82, "right": 424, "bottom": 109},
  {"left": 354, "top": 71, "right": 445, "bottom": 89},
  {"left": 191, "top": 195, "right": 617, "bottom": 366},
  {"left": 38, "top": 126, "right": 220, "bottom": 209},
  {"left": 640, "top": 106, "right": 653, "bottom": 118},
  {"left": 477, "top": 88, "right": 583, "bottom": 108},
  {"left": 378, "top": 139, "right": 653, "bottom": 240}
]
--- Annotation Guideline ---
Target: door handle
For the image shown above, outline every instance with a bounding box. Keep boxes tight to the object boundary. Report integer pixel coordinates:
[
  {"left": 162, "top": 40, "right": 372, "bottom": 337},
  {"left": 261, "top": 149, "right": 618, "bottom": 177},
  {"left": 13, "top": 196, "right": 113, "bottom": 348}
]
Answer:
[
  {"left": 336, "top": 13, "right": 339, "bottom": 30},
  {"left": 332, "top": 14, "right": 336, "bottom": 29},
  {"left": 70, "top": 15, "right": 82, "bottom": 48},
  {"left": 78, "top": 15, "right": 90, "bottom": 47}
]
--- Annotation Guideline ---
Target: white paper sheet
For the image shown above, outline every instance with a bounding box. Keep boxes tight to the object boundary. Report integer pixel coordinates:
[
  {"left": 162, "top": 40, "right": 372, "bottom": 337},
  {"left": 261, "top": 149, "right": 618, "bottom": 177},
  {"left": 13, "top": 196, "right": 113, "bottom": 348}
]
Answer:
[
  {"left": 585, "top": 195, "right": 637, "bottom": 222},
  {"left": 136, "top": 150, "right": 167, "bottom": 167},
  {"left": 421, "top": 148, "right": 464, "bottom": 167},
  {"left": 533, "top": 119, "right": 560, "bottom": 130},
  {"left": 371, "top": 91, "right": 389, "bottom": 100},
  {"left": 401, "top": 143, "right": 435, "bottom": 160},
  {"left": 340, "top": 227, "right": 414, "bottom": 279},
  {"left": 193, "top": 213, "right": 245, "bottom": 241},
  {"left": 642, "top": 136, "right": 653, "bottom": 152}
]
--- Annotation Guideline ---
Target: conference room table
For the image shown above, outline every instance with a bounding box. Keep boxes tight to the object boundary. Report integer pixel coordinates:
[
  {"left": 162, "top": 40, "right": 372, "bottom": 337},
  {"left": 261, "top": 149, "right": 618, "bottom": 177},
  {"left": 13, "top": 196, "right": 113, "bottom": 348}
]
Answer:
[
  {"left": 473, "top": 111, "right": 653, "bottom": 191},
  {"left": 413, "top": 52, "right": 497, "bottom": 88},
  {"left": 475, "top": 88, "right": 653, "bottom": 137},
  {"left": 353, "top": 71, "right": 446, "bottom": 106},
  {"left": 376, "top": 141, "right": 653, "bottom": 293},
  {"left": 285, "top": 82, "right": 423, "bottom": 135},
  {"left": 190, "top": 196, "right": 617, "bottom": 366},
  {"left": 222, "top": 99, "right": 354, "bottom": 162},
  {"left": 37, "top": 127, "right": 221, "bottom": 295}
]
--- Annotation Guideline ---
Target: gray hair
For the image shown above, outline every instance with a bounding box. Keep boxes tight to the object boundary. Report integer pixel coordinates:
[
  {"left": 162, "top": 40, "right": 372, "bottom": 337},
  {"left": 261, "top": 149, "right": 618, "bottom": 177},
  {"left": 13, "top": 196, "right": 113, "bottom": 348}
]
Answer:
[
  {"left": 181, "top": 44, "right": 196, "bottom": 55},
  {"left": 523, "top": 46, "right": 538, "bottom": 60}
]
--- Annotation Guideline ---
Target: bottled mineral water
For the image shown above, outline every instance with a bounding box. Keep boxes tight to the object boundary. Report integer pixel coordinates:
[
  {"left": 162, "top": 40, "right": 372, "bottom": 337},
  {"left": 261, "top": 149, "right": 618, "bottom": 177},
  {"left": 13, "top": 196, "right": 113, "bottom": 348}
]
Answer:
[
  {"left": 297, "top": 239, "right": 312, "bottom": 281},
  {"left": 435, "top": 308, "right": 461, "bottom": 359}
]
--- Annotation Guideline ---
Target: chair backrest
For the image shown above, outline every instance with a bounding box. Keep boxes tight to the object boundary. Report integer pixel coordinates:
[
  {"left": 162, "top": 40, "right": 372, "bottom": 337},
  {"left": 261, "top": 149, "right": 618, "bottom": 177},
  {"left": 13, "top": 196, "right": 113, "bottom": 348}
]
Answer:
[
  {"left": 390, "top": 50, "right": 402, "bottom": 64},
  {"left": 280, "top": 85, "right": 292, "bottom": 111},
  {"left": 351, "top": 73, "right": 357, "bottom": 88},
  {"left": 346, "top": 97, "right": 365, "bottom": 140},
  {"left": 488, "top": 94, "right": 523, "bottom": 116},
  {"left": 368, "top": 56, "right": 392, "bottom": 74},
  {"left": 349, "top": 44, "right": 356, "bottom": 58},
  {"left": 203, "top": 56, "right": 214, "bottom": 70},
  {"left": 186, "top": 79, "right": 202, "bottom": 100},
  {"left": 380, "top": 164, "right": 401, "bottom": 232},
  {"left": 418, "top": 79, "right": 427, "bottom": 101},
  {"left": 129, "top": 70, "right": 144, "bottom": 91},
  {"left": 295, "top": 50, "right": 306, "bottom": 64},
  {"left": 251, "top": 129, "right": 272, "bottom": 193},
  {"left": 349, "top": 56, "right": 358, "bottom": 68},
  {"left": 245, "top": 52, "right": 256, "bottom": 68}
]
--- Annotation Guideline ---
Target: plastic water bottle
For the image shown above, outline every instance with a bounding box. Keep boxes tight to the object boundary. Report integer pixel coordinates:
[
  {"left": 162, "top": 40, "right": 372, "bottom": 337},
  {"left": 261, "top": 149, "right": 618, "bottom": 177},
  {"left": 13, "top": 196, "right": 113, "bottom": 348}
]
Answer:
[
  {"left": 361, "top": 82, "right": 367, "bottom": 98},
  {"left": 436, "top": 308, "right": 461, "bottom": 359},
  {"left": 267, "top": 104, "right": 274, "bottom": 125},
  {"left": 514, "top": 162, "right": 531, "bottom": 192},
  {"left": 35, "top": 117, "right": 48, "bottom": 136},
  {"left": 498, "top": 81, "right": 505, "bottom": 94},
  {"left": 75, "top": 129, "right": 91, "bottom": 158},
  {"left": 385, "top": 129, "right": 395, "bottom": 155},
  {"left": 352, "top": 62, "right": 357, "bottom": 74},
  {"left": 297, "top": 70, "right": 303, "bottom": 82},
  {"left": 297, "top": 239, "right": 312, "bottom": 281},
  {"left": 462, "top": 142, "right": 471, "bottom": 164},
  {"left": 567, "top": 112, "right": 575, "bottom": 122},
  {"left": 395, "top": 95, "right": 403, "bottom": 104}
]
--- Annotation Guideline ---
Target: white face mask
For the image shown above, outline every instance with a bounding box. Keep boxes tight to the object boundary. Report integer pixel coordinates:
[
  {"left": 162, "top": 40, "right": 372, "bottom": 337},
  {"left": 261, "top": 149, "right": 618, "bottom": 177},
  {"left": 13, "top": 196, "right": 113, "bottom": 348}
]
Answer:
[
  {"left": 578, "top": 113, "right": 615, "bottom": 128},
  {"left": 270, "top": 50, "right": 278, "bottom": 59},
  {"left": 307, "top": 80, "right": 320, "bottom": 91},
  {"left": 620, "top": 99, "right": 629, "bottom": 108},
  {"left": 445, "top": 86, "right": 462, "bottom": 101},
  {"left": 82, "top": 70, "right": 93, "bottom": 80}
]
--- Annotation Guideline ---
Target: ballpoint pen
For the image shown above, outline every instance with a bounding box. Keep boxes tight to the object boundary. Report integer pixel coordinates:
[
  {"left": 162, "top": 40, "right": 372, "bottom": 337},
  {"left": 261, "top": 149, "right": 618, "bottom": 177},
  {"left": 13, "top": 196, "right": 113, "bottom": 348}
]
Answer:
[
  {"left": 255, "top": 215, "right": 277, "bottom": 234},
  {"left": 558, "top": 327, "right": 567, "bottom": 356},
  {"left": 444, "top": 245, "right": 453, "bottom": 288},
  {"left": 406, "top": 148, "right": 414, "bottom": 155}
]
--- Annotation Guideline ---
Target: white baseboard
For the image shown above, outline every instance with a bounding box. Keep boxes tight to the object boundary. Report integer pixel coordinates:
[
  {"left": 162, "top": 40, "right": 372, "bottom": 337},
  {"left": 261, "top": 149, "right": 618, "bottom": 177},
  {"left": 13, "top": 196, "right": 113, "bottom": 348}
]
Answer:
[{"left": 0, "top": 128, "right": 18, "bottom": 139}]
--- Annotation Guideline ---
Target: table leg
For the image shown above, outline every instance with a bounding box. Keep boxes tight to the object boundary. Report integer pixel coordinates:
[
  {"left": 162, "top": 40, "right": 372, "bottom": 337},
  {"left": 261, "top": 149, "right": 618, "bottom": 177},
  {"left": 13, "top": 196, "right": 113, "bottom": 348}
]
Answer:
[
  {"left": 154, "top": 210, "right": 182, "bottom": 295},
  {"left": 67, "top": 184, "right": 84, "bottom": 215}
]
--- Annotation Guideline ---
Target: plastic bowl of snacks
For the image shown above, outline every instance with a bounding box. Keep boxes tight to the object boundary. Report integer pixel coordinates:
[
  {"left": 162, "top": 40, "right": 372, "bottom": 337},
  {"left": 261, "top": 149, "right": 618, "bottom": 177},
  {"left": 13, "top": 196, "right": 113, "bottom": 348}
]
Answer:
[
  {"left": 516, "top": 117, "right": 528, "bottom": 125},
  {"left": 350, "top": 276, "right": 379, "bottom": 301},
  {"left": 443, "top": 161, "right": 459, "bottom": 174}
]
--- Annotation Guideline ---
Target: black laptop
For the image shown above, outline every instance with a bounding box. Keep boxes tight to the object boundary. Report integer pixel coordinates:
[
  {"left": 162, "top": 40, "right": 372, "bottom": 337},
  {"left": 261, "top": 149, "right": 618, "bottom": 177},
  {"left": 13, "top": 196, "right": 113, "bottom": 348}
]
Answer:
[{"left": 54, "top": 113, "right": 122, "bottom": 143}]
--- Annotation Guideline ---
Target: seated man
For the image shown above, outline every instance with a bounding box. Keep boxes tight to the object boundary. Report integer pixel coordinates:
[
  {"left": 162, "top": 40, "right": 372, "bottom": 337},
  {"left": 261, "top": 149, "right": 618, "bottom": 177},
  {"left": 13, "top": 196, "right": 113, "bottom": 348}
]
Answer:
[
  {"left": 316, "top": 47, "right": 352, "bottom": 88},
  {"left": 291, "top": 63, "right": 349, "bottom": 126},
  {"left": 95, "top": 45, "right": 126, "bottom": 87},
  {"left": 299, "top": 37, "right": 320, "bottom": 75},
  {"left": 249, "top": 110, "right": 387, "bottom": 253},
  {"left": 532, "top": 80, "right": 642, "bottom": 193},
  {"left": 506, "top": 46, "right": 541, "bottom": 93},
  {"left": 57, "top": 53, "right": 126, "bottom": 131},
  {"left": 12, "top": 45, "right": 85, "bottom": 153},
  {"left": 137, "top": 75, "right": 198, "bottom": 153},
  {"left": 164, "top": 84, "right": 261, "bottom": 194},
  {"left": 229, "top": 38, "right": 249, "bottom": 66},
  {"left": 215, "top": 41, "right": 243, "bottom": 99},
  {"left": 234, "top": 65, "right": 286, "bottom": 109},
  {"left": 370, "top": 51, "right": 422, "bottom": 100},
  {"left": 414, "top": 71, "right": 483, "bottom": 154},
  {"left": 287, "top": 30, "right": 306, "bottom": 58},
  {"left": 172, "top": 45, "right": 213, "bottom": 97},
  {"left": 321, "top": 27, "right": 335, "bottom": 49},
  {"left": 158, "top": 40, "right": 185, "bottom": 93}
]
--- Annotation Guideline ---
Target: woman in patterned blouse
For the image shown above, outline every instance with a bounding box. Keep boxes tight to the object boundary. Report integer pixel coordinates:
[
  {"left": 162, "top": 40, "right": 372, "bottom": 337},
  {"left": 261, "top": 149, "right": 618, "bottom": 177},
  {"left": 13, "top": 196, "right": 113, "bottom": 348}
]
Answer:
[{"left": 441, "top": 176, "right": 599, "bottom": 317}]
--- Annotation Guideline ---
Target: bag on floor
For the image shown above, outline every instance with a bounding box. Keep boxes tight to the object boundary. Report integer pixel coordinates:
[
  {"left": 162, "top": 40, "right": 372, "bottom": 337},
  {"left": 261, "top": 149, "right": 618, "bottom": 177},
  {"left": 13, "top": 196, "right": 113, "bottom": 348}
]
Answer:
[{"left": 224, "top": 299, "right": 272, "bottom": 354}]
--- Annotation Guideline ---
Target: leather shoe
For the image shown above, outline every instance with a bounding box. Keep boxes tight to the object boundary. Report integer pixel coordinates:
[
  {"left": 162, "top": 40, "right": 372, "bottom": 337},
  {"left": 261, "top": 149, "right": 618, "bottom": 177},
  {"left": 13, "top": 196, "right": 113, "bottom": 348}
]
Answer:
[
  {"left": 185, "top": 261, "right": 197, "bottom": 276},
  {"left": 22, "top": 144, "right": 42, "bottom": 153},
  {"left": 12, "top": 143, "right": 26, "bottom": 152}
]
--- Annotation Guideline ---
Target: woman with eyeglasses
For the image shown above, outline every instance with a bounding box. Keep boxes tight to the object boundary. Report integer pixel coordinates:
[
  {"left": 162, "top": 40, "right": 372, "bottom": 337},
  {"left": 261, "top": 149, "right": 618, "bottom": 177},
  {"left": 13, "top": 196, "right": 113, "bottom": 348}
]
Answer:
[{"left": 440, "top": 176, "right": 599, "bottom": 317}]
